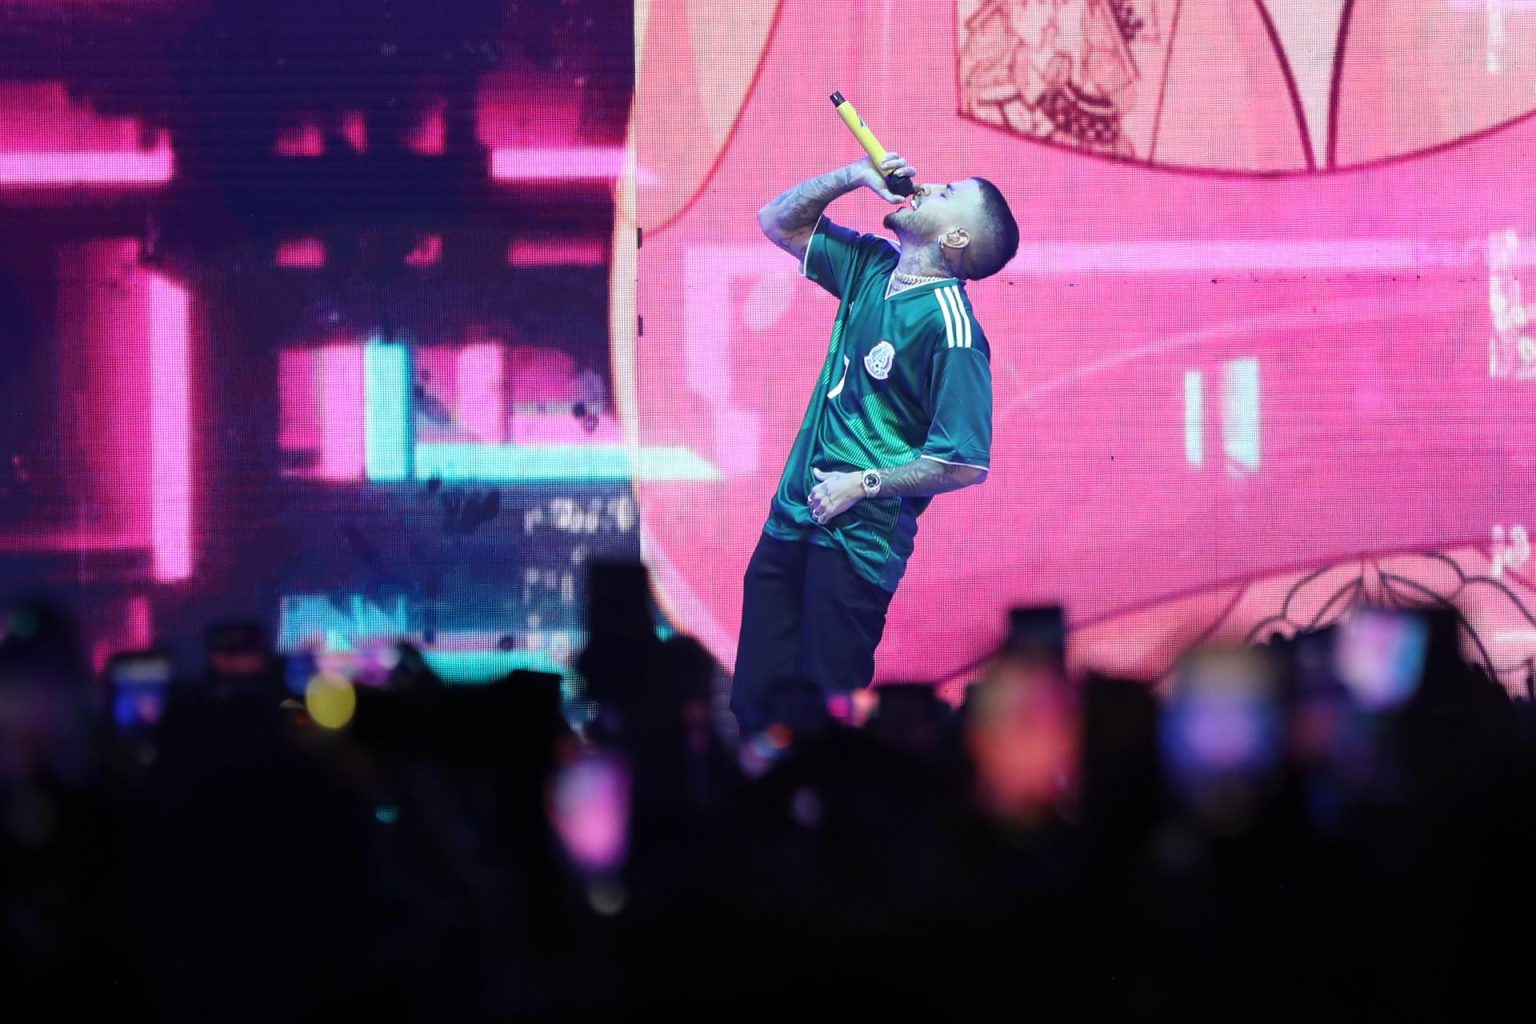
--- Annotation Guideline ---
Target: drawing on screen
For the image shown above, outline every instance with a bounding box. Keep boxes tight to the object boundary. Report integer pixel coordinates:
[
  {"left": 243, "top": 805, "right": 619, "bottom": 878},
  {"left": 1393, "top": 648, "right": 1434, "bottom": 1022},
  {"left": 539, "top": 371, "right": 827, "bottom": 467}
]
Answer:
[
  {"left": 958, "top": 1, "right": 1536, "bottom": 172},
  {"left": 959, "top": 0, "right": 1166, "bottom": 159}
]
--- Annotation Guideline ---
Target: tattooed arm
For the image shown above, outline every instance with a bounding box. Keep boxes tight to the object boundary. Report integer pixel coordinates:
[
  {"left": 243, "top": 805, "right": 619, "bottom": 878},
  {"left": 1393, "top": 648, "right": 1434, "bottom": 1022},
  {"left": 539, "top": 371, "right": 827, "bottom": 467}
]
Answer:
[
  {"left": 806, "top": 457, "right": 986, "bottom": 524},
  {"left": 878, "top": 456, "right": 987, "bottom": 497},
  {"left": 757, "top": 154, "right": 914, "bottom": 261}
]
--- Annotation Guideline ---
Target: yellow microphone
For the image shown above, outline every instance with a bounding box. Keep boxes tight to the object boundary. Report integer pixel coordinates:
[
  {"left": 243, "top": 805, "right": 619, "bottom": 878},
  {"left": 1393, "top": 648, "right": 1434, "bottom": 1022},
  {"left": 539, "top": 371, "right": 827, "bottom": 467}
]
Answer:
[{"left": 830, "top": 91, "right": 916, "bottom": 197}]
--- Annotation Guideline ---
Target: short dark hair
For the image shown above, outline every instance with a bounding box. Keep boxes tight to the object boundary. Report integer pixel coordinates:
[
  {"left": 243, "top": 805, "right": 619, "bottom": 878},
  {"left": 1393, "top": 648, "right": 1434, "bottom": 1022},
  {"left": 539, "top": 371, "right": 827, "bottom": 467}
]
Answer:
[{"left": 960, "top": 177, "right": 1019, "bottom": 281}]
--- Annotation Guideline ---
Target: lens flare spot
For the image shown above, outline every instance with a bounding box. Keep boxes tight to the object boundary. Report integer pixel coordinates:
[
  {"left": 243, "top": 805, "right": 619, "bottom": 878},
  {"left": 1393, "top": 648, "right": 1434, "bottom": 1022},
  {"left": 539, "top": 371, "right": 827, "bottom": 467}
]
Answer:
[{"left": 305, "top": 672, "right": 356, "bottom": 730}]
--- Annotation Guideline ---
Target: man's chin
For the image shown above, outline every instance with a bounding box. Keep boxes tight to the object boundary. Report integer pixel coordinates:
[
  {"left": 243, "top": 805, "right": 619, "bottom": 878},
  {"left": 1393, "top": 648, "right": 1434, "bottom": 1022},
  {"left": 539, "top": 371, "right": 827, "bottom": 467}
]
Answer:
[{"left": 882, "top": 208, "right": 909, "bottom": 233}]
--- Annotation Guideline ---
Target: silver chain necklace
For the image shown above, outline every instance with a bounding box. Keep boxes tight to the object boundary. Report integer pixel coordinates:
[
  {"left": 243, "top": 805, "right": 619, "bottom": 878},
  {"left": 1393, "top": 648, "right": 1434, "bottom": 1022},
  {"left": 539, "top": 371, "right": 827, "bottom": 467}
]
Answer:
[{"left": 886, "top": 268, "right": 950, "bottom": 298}]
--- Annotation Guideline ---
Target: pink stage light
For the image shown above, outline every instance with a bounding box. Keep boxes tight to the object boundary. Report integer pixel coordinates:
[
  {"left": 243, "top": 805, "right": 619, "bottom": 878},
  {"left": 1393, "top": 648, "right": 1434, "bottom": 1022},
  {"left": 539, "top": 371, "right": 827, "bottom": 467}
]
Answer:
[
  {"left": 406, "top": 100, "right": 447, "bottom": 156},
  {"left": 44, "top": 239, "right": 159, "bottom": 555},
  {"left": 0, "top": 147, "right": 173, "bottom": 186},
  {"left": 0, "top": 84, "right": 174, "bottom": 186},
  {"left": 278, "top": 349, "right": 322, "bottom": 456},
  {"left": 275, "top": 237, "right": 327, "bottom": 268},
  {"left": 275, "top": 121, "right": 325, "bottom": 157},
  {"left": 148, "top": 274, "right": 192, "bottom": 583},
  {"left": 340, "top": 110, "right": 368, "bottom": 153},
  {"left": 507, "top": 238, "right": 609, "bottom": 267},
  {"left": 317, "top": 343, "right": 367, "bottom": 481},
  {"left": 490, "top": 146, "right": 632, "bottom": 182},
  {"left": 455, "top": 343, "right": 506, "bottom": 442},
  {"left": 404, "top": 235, "right": 442, "bottom": 267}
]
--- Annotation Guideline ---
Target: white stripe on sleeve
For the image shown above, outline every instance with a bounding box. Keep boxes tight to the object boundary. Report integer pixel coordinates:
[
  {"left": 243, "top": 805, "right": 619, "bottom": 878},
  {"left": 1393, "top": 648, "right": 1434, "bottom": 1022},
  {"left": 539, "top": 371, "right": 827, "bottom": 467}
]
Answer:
[
  {"left": 945, "top": 287, "right": 973, "bottom": 348},
  {"left": 937, "top": 286, "right": 968, "bottom": 348},
  {"left": 935, "top": 285, "right": 958, "bottom": 348},
  {"left": 800, "top": 214, "right": 825, "bottom": 279}
]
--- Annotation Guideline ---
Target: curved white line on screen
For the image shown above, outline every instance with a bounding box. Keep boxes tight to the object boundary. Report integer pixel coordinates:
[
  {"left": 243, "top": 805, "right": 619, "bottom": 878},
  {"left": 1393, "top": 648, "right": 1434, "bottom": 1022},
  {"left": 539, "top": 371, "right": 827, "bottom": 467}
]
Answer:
[{"left": 997, "top": 291, "right": 1474, "bottom": 420}]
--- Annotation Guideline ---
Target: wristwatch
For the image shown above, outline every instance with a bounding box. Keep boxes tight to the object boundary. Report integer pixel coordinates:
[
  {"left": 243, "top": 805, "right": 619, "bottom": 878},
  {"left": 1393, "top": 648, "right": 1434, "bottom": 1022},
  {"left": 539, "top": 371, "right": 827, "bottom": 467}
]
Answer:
[{"left": 860, "top": 469, "right": 882, "bottom": 498}]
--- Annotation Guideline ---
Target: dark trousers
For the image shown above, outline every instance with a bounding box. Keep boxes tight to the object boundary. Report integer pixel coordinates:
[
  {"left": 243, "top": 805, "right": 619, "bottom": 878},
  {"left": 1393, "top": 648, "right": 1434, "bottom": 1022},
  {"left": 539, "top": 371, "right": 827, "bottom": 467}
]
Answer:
[{"left": 730, "top": 533, "right": 896, "bottom": 734}]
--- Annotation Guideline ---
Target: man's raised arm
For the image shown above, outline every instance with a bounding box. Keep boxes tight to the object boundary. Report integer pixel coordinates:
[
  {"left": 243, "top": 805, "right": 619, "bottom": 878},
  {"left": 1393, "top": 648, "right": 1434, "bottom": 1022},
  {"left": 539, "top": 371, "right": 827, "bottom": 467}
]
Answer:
[{"left": 757, "top": 154, "right": 913, "bottom": 261}]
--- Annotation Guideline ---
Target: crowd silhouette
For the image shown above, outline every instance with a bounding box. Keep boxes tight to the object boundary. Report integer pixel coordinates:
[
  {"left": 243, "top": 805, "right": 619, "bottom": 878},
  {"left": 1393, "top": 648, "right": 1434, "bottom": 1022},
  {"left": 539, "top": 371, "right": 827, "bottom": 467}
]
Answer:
[{"left": 2, "top": 566, "right": 1534, "bottom": 1020}]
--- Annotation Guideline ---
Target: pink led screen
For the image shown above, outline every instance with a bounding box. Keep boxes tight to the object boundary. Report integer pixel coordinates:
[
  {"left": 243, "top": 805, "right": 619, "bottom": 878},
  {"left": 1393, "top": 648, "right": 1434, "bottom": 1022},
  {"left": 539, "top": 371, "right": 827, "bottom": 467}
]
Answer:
[
  {"left": 0, "top": 1, "right": 634, "bottom": 680},
  {"left": 619, "top": 1, "right": 1536, "bottom": 691}
]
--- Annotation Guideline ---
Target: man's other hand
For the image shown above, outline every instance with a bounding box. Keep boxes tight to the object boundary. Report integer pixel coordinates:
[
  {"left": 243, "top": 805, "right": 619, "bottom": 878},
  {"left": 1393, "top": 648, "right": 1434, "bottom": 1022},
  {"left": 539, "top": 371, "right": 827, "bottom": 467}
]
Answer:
[{"left": 808, "top": 468, "right": 866, "bottom": 524}]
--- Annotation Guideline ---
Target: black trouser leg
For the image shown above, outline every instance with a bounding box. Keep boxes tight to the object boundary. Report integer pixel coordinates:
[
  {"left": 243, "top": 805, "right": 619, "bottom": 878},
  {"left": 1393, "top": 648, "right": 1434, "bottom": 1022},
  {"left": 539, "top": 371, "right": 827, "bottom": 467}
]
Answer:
[
  {"left": 799, "top": 542, "right": 895, "bottom": 702},
  {"left": 730, "top": 534, "right": 807, "bottom": 734}
]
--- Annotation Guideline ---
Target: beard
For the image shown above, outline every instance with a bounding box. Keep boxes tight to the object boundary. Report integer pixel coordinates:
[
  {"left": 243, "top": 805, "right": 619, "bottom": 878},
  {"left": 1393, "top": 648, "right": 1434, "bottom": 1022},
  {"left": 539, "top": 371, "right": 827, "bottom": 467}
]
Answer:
[{"left": 883, "top": 206, "right": 914, "bottom": 235}]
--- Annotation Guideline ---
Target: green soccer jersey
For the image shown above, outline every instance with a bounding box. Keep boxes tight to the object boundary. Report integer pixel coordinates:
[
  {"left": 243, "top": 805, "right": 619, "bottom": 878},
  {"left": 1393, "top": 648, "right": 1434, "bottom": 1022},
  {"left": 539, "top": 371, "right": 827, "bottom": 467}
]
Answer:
[{"left": 764, "top": 215, "right": 993, "bottom": 592}]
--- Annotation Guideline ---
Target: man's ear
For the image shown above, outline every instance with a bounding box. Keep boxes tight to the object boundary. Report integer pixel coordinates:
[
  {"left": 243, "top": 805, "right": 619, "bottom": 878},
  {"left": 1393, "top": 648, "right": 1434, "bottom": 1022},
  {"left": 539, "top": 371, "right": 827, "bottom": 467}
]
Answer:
[{"left": 942, "top": 228, "right": 971, "bottom": 251}]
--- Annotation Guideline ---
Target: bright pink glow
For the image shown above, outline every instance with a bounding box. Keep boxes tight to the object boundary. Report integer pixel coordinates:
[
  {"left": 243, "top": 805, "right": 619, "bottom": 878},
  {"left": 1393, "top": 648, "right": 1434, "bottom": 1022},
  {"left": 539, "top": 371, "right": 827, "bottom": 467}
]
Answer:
[
  {"left": 625, "top": 1, "right": 1536, "bottom": 689},
  {"left": 148, "top": 274, "right": 192, "bottom": 583},
  {"left": 490, "top": 146, "right": 630, "bottom": 182},
  {"left": 476, "top": 65, "right": 650, "bottom": 183},
  {"left": 49, "top": 240, "right": 152, "bottom": 547},
  {"left": 456, "top": 344, "right": 506, "bottom": 442},
  {"left": 0, "top": 148, "right": 173, "bottom": 186},
  {"left": 280, "top": 342, "right": 368, "bottom": 479},
  {"left": 406, "top": 99, "right": 447, "bottom": 155},
  {"left": 0, "top": 83, "right": 175, "bottom": 186},
  {"left": 405, "top": 235, "right": 442, "bottom": 267},
  {"left": 507, "top": 345, "right": 581, "bottom": 406},
  {"left": 317, "top": 344, "right": 366, "bottom": 481},
  {"left": 549, "top": 751, "right": 631, "bottom": 874},
  {"left": 0, "top": 83, "right": 150, "bottom": 148},
  {"left": 477, "top": 71, "right": 586, "bottom": 148},
  {"left": 340, "top": 110, "right": 368, "bottom": 153},
  {"left": 275, "top": 121, "right": 324, "bottom": 157},
  {"left": 507, "top": 238, "right": 609, "bottom": 267},
  {"left": 275, "top": 237, "right": 327, "bottom": 268}
]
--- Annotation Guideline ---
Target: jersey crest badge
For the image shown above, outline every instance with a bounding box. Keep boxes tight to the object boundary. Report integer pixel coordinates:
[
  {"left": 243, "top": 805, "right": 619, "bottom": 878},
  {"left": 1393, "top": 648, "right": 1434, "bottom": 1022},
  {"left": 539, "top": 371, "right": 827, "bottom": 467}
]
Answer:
[{"left": 864, "top": 340, "right": 895, "bottom": 381}]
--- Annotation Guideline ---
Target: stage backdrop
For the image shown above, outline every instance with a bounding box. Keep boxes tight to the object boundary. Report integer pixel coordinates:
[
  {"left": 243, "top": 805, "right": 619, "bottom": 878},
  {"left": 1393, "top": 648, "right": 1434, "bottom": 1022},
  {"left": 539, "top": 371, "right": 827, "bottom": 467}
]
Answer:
[{"left": 619, "top": 0, "right": 1536, "bottom": 692}]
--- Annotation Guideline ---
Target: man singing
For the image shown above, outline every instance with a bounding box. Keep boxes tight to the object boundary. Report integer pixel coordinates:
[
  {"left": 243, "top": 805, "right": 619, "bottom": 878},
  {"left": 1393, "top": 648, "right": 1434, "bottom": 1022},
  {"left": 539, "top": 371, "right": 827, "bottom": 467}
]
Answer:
[{"left": 731, "top": 152, "right": 1020, "bottom": 733}]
